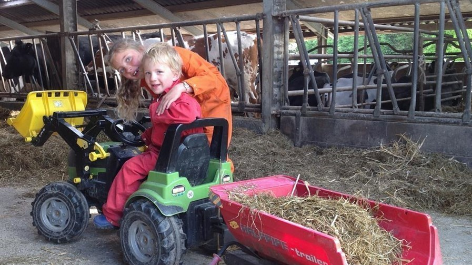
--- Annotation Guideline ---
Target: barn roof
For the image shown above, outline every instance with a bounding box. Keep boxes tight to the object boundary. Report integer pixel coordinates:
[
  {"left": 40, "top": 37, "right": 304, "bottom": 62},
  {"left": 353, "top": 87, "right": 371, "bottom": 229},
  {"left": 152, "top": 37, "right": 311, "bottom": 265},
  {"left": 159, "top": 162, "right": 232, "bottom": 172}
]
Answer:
[{"left": 0, "top": 0, "right": 472, "bottom": 38}]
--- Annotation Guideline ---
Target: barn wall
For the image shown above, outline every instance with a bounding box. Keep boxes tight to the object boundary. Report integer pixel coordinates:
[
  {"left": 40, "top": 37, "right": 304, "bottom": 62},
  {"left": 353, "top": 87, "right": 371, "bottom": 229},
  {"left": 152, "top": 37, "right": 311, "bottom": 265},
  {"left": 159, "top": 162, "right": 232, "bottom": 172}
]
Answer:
[{"left": 280, "top": 114, "right": 472, "bottom": 167}]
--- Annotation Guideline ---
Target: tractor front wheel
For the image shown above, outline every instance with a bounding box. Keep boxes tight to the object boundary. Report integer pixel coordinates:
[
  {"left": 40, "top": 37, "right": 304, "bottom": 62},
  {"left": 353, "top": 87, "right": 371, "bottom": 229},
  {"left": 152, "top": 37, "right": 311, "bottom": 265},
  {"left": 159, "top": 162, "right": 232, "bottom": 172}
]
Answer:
[
  {"left": 120, "top": 199, "right": 186, "bottom": 265},
  {"left": 31, "top": 181, "right": 89, "bottom": 243}
]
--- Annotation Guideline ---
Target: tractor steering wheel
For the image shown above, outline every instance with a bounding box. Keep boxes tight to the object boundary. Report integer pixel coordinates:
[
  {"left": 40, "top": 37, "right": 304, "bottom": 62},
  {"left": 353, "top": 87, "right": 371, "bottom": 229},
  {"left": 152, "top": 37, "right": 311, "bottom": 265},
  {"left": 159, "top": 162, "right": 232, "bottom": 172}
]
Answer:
[{"left": 110, "top": 119, "right": 146, "bottom": 147}]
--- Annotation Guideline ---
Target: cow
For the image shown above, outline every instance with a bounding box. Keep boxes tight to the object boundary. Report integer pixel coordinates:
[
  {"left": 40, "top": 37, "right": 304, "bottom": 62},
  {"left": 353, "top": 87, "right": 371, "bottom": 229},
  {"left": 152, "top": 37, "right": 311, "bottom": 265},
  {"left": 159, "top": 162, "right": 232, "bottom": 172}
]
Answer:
[
  {"left": 0, "top": 45, "right": 24, "bottom": 98},
  {"left": 2, "top": 41, "right": 36, "bottom": 80},
  {"left": 1, "top": 40, "right": 46, "bottom": 92},
  {"left": 323, "top": 62, "right": 395, "bottom": 107},
  {"left": 287, "top": 61, "right": 330, "bottom": 106},
  {"left": 426, "top": 60, "right": 462, "bottom": 107},
  {"left": 44, "top": 34, "right": 107, "bottom": 93},
  {"left": 376, "top": 60, "right": 462, "bottom": 111},
  {"left": 186, "top": 31, "right": 261, "bottom": 104},
  {"left": 0, "top": 45, "right": 18, "bottom": 93}
]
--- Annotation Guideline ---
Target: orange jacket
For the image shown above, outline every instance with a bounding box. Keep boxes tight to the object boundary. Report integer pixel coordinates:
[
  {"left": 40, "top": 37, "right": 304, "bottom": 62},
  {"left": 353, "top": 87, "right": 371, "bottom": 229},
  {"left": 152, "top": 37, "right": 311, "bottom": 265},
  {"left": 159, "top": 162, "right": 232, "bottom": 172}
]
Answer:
[{"left": 141, "top": 46, "right": 233, "bottom": 152}]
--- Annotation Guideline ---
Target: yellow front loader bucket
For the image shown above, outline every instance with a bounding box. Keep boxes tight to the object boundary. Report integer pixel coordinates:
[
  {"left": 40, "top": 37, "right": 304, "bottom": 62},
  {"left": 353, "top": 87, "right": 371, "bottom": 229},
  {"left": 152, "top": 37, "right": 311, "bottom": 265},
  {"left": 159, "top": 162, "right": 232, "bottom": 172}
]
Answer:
[{"left": 7, "top": 90, "right": 87, "bottom": 141}]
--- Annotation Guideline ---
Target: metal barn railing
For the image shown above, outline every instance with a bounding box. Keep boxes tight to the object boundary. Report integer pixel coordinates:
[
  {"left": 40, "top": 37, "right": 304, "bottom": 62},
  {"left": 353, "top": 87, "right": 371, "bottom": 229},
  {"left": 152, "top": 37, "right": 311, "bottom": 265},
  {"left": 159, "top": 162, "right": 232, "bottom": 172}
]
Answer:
[
  {"left": 0, "top": 14, "right": 264, "bottom": 114},
  {"left": 280, "top": 0, "right": 471, "bottom": 125}
]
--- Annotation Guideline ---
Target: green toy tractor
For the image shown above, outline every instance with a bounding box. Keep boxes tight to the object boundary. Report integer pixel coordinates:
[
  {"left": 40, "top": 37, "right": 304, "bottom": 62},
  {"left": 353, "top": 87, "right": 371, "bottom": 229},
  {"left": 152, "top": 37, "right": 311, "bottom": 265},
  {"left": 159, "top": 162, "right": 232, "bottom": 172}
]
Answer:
[{"left": 8, "top": 90, "right": 233, "bottom": 265}]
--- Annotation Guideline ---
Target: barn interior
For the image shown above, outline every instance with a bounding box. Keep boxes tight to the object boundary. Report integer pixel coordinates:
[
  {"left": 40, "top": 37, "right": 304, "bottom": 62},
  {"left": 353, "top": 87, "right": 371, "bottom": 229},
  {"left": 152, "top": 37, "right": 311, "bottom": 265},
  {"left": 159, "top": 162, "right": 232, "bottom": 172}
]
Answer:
[{"left": 1, "top": 0, "right": 472, "bottom": 167}]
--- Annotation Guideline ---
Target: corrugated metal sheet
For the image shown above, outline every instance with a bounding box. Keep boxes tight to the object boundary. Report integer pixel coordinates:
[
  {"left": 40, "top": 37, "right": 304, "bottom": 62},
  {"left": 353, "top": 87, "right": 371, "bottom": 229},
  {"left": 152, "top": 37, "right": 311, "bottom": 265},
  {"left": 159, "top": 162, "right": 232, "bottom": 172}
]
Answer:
[
  {"left": 75, "top": 0, "right": 143, "bottom": 16},
  {"left": 156, "top": 0, "right": 210, "bottom": 6},
  {"left": 0, "top": 0, "right": 218, "bottom": 25},
  {"left": 0, "top": 2, "right": 57, "bottom": 24}
]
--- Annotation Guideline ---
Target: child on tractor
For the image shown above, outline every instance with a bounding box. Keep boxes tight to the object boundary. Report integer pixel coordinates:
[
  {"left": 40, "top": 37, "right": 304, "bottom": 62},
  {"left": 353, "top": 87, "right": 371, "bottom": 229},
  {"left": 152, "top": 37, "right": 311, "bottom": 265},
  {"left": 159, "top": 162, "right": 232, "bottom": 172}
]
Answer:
[
  {"left": 94, "top": 42, "right": 203, "bottom": 229},
  {"left": 107, "top": 38, "right": 234, "bottom": 172}
]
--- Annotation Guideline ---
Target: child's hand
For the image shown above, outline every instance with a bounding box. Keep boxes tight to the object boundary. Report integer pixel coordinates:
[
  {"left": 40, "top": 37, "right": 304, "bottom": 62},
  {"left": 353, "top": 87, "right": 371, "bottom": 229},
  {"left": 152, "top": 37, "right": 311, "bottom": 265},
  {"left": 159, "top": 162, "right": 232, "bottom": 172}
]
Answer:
[{"left": 156, "top": 84, "right": 186, "bottom": 115}]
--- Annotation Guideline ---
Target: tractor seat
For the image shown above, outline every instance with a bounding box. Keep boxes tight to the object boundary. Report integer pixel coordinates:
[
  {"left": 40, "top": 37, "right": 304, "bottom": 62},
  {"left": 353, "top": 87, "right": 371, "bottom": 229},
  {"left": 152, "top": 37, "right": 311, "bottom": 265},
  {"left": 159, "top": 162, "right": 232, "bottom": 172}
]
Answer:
[{"left": 175, "top": 133, "right": 210, "bottom": 186}]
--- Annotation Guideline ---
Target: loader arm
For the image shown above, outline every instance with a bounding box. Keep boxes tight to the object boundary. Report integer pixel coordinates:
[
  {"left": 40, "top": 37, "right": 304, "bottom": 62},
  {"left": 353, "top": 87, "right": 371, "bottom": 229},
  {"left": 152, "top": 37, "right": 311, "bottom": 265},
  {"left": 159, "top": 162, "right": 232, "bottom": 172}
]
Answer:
[{"left": 31, "top": 110, "right": 110, "bottom": 181}]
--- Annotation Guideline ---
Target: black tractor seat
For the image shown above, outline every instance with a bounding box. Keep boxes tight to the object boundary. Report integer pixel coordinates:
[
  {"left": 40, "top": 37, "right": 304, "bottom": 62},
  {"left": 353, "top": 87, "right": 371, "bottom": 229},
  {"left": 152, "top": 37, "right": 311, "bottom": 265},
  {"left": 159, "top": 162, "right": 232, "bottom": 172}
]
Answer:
[{"left": 175, "top": 133, "right": 210, "bottom": 186}]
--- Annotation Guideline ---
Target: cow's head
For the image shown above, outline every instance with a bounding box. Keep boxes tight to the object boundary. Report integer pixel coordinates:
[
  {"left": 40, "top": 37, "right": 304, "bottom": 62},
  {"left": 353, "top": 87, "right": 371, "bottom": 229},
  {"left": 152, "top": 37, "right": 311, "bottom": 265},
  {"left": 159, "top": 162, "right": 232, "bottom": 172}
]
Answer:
[{"left": 2, "top": 40, "right": 37, "bottom": 79}]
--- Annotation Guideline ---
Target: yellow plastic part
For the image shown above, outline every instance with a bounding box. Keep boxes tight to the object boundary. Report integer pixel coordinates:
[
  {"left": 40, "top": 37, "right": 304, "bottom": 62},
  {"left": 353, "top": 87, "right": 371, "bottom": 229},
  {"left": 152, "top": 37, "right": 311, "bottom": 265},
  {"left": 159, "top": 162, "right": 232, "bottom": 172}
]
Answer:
[
  {"left": 89, "top": 142, "right": 110, "bottom": 162},
  {"left": 76, "top": 138, "right": 90, "bottom": 149},
  {"left": 7, "top": 90, "right": 87, "bottom": 141}
]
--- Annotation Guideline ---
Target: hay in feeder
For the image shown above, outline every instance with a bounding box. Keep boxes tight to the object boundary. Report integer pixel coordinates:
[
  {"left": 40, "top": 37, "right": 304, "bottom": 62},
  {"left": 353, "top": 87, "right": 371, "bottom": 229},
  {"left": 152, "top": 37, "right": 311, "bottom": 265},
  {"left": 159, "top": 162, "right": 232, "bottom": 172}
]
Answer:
[
  {"left": 0, "top": 106, "right": 11, "bottom": 120},
  {"left": 229, "top": 188, "right": 409, "bottom": 265}
]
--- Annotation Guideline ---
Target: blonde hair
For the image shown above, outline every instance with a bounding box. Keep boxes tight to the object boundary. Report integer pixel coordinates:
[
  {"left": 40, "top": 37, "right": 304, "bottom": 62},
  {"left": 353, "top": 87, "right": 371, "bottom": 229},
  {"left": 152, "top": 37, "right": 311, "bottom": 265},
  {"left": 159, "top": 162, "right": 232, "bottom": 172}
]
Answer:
[
  {"left": 116, "top": 79, "right": 140, "bottom": 121},
  {"left": 108, "top": 38, "right": 145, "bottom": 122},
  {"left": 142, "top": 42, "right": 183, "bottom": 77}
]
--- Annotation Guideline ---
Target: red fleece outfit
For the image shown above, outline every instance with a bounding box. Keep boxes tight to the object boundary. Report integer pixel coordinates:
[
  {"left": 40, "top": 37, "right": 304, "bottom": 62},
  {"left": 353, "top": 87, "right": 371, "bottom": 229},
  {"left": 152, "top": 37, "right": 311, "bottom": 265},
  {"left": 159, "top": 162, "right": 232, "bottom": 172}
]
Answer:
[
  {"left": 102, "top": 84, "right": 202, "bottom": 226},
  {"left": 140, "top": 46, "right": 233, "bottom": 170}
]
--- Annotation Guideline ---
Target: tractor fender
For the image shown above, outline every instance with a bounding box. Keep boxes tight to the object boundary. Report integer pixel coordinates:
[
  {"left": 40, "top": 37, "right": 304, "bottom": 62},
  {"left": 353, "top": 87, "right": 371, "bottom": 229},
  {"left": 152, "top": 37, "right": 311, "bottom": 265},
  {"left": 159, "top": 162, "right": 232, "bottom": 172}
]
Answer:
[{"left": 125, "top": 189, "right": 185, "bottom": 217}]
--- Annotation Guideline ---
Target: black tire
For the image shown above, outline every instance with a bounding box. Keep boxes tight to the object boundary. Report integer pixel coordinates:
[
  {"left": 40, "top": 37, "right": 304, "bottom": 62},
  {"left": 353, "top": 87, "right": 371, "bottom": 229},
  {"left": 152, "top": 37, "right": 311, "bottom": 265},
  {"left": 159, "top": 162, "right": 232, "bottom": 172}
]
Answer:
[
  {"left": 120, "top": 199, "right": 186, "bottom": 265},
  {"left": 31, "top": 181, "right": 89, "bottom": 243}
]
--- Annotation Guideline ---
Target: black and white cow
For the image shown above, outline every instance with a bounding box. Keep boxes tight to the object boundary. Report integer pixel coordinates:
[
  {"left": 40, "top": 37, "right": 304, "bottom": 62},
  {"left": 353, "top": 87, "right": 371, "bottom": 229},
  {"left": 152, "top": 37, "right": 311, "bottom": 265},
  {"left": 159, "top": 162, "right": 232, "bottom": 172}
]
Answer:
[
  {"left": 0, "top": 45, "right": 22, "bottom": 93},
  {"left": 1, "top": 40, "right": 46, "bottom": 91},
  {"left": 376, "top": 60, "right": 462, "bottom": 111},
  {"left": 46, "top": 34, "right": 103, "bottom": 79},
  {"left": 287, "top": 62, "right": 330, "bottom": 106},
  {"left": 426, "top": 60, "right": 462, "bottom": 107},
  {"left": 2, "top": 41, "right": 37, "bottom": 79},
  {"left": 323, "top": 62, "right": 395, "bottom": 107}
]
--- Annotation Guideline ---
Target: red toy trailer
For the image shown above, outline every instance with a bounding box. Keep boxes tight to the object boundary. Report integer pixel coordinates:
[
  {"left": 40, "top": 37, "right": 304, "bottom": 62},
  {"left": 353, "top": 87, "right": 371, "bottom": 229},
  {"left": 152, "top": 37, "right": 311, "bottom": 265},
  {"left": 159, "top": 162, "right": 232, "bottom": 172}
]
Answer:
[{"left": 209, "top": 175, "right": 442, "bottom": 265}]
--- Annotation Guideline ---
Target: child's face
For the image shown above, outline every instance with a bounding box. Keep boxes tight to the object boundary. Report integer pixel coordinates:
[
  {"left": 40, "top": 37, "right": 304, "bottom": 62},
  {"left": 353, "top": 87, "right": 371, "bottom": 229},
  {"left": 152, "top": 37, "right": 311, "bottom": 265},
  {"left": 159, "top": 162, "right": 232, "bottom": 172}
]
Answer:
[
  {"left": 143, "top": 59, "right": 179, "bottom": 95},
  {"left": 109, "top": 48, "right": 144, "bottom": 80}
]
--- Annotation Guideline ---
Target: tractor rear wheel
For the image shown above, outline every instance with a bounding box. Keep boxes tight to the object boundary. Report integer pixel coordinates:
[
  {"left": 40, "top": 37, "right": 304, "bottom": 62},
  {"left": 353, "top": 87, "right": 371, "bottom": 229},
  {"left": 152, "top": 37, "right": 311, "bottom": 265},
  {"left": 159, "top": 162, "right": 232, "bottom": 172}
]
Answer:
[
  {"left": 120, "top": 199, "right": 186, "bottom": 265},
  {"left": 31, "top": 181, "right": 89, "bottom": 243}
]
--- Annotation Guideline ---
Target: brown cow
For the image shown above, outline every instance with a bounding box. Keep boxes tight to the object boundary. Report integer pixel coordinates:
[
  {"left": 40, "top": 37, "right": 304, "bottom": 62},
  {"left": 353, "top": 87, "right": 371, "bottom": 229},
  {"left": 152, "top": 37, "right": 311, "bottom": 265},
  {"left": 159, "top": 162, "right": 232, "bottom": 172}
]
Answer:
[{"left": 186, "top": 31, "right": 260, "bottom": 104}]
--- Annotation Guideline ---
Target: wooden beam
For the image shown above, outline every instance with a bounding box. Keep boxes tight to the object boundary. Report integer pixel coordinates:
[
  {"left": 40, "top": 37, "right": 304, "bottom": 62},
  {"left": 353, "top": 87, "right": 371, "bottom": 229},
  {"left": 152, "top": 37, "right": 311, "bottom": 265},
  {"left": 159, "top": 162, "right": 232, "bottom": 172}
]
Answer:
[
  {"left": 31, "top": 0, "right": 94, "bottom": 29},
  {"left": 0, "top": 15, "right": 41, "bottom": 35},
  {"left": 133, "top": 0, "right": 202, "bottom": 36}
]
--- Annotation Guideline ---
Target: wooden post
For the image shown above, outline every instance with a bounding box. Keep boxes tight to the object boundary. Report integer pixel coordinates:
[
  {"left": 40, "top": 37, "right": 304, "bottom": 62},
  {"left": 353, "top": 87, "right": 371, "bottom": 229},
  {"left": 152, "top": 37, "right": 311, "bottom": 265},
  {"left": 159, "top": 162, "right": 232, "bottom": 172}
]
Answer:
[{"left": 59, "top": 0, "right": 79, "bottom": 90}]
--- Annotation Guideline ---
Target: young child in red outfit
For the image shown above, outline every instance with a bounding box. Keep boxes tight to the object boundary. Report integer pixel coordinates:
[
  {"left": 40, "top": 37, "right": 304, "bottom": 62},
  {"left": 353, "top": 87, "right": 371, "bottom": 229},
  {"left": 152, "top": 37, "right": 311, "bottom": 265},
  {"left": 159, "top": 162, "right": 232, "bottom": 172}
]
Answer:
[{"left": 94, "top": 42, "right": 203, "bottom": 229}]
